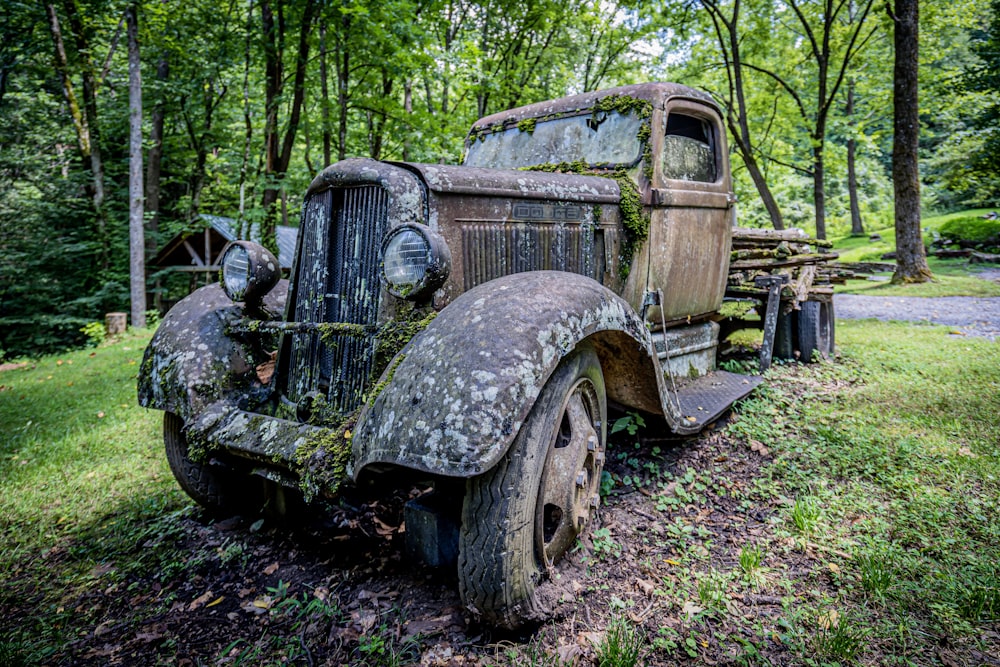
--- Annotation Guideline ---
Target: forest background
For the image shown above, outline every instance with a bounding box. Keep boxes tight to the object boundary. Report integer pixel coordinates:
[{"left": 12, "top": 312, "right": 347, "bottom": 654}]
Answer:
[{"left": 1, "top": 0, "right": 997, "bottom": 359}]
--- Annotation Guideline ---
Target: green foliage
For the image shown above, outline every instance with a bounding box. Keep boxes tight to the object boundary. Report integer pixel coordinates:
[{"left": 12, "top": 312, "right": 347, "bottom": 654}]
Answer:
[
  {"left": 595, "top": 615, "right": 645, "bottom": 667},
  {"left": 610, "top": 411, "right": 646, "bottom": 436},
  {"left": 80, "top": 321, "right": 106, "bottom": 347},
  {"left": 814, "top": 612, "right": 865, "bottom": 662},
  {"left": 938, "top": 215, "right": 1000, "bottom": 247},
  {"left": 738, "top": 544, "right": 764, "bottom": 583},
  {"left": 790, "top": 496, "right": 820, "bottom": 537},
  {"left": 856, "top": 550, "right": 896, "bottom": 600},
  {"left": 590, "top": 527, "right": 623, "bottom": 560}
]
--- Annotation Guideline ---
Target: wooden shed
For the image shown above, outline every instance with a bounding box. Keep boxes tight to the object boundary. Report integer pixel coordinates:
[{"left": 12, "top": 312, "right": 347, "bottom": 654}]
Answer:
[{"left": 152, "top": 215, "right": 297, "bottom": 308}]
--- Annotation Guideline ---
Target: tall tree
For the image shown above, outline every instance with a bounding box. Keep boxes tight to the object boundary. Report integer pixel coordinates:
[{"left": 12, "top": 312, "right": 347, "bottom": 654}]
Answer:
[
  {"left": 698, "top": 0, "right": 786, "bottom": 229},
  {"left": 127, "top": 1, "right": 145, "bottom": 327},
  {"left": 890, "top": 0, "right": 931, "bottom": 282},
  {"left": 743, "top": 0, "right": 877, "bottom": 239},
  {"left": 45, "top": 1, "right": 116, "bottom": 267},
  {"left": 261, "top": 0, "right": 316, "bottom": 249},
  {"left": 845, "top": 80, "right": 865, "bottom": 234}
]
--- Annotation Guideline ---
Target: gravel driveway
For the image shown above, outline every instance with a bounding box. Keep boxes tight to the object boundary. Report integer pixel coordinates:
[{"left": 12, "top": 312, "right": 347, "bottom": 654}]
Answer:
[{"left": 835, "top": 294, "right": 1000, "bottom": 340}]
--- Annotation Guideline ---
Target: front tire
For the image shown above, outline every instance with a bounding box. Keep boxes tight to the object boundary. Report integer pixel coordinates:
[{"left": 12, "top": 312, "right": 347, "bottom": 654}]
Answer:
[
  {"left": 163, "top": 412, "right": 260, "bottom": 514},
  {"left": 458, "top": 345, "right": 606, "bottom": 628}
]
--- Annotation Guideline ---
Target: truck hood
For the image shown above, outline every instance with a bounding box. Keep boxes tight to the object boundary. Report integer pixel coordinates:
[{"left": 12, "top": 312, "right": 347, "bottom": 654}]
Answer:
[{"left": 398, "top": 162, "right": 621, "bottom": 204}]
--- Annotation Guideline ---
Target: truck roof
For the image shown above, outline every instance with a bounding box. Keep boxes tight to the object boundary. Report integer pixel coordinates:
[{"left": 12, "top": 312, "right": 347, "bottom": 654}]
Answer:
[{"left": 469, "top": 82, "right": 719, "bottom": 134}]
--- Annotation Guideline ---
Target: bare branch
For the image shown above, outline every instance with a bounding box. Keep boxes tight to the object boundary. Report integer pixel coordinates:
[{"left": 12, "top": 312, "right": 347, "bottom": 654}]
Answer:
[{"left": 741, "top": 62, "right": 810, "bottom": 122}]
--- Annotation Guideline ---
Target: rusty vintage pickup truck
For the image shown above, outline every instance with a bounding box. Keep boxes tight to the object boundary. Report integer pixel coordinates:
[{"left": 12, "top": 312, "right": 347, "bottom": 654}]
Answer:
[{"left": 138, "top": 82, "right": 835, "bottom": 628}]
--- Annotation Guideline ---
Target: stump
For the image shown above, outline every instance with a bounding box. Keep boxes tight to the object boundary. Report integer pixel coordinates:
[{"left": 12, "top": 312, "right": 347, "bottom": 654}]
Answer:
[{"left": 105, "top": 312, "right": 128, "bottom": 335}]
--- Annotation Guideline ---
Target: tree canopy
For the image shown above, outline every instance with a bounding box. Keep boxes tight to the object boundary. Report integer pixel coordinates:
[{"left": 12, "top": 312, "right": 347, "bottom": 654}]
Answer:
[{"left": 0, "top": 0, "right": 994, "bottom": 357}]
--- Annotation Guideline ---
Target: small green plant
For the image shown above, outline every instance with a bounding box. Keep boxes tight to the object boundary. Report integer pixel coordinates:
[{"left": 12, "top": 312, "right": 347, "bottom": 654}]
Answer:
[
  {"left": 611, "top": 411, "right": 645, "bottom": 436},
  {"left": 733, "top": 637, "right": 774, "bottom": 667},
  {"left": 651, "top": 626, "right": 680, "bottom": 653},
  {"left": 697, "top": 569, "right": 731, "bottom": 615},
  {"left": 600, "top": 470, "right": 616, "bottom": 496},
  {"left": 354, "top": 606, "right": 419, "bottom": 667},
  {"left": 739, "top": 544, "right": 766, "bottom": 589},
  {"left": 814, "top": 611, "right": 865, "bottom": 662},
  {"left": 595, "top": 615, "right": 644, "bottom": 667},
  {"left": 217, "top": 539, "right": 248, "bottom": 566},
  {"left": 590, "top": 527, "right": 622, "bottom": 560},
  {"left": 791, "top": 496, "right": 821, "bottom": 537},
  {"left": 80, "top": 321, "right": 106, "bottom": 347},
  {"left": 856, "top": 551, "right": 895, "bottom": 600}
]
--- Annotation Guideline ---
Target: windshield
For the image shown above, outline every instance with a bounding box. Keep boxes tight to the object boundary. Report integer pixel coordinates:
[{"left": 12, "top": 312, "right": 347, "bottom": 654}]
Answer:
[{"left": 464, "top": 111, "right": 644, "bottom": 170}]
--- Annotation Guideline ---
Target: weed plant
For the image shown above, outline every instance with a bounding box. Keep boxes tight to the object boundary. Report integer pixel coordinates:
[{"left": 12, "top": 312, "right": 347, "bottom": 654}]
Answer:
[{"left": 595, "top": 615, "right": 645, "bottom": 667}]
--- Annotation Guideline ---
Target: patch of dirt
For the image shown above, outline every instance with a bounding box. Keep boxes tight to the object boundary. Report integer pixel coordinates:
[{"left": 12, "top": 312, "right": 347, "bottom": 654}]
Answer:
[
  {"left": 0, "top": 361, "right": 29, "bottom": 372},
  {"left": 4, "top": 363, "right": 993, "bottom": 665}
]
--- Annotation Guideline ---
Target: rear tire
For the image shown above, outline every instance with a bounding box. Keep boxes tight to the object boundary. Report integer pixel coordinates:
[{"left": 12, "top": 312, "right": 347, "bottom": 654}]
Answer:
[
  {"left": 163, "top": 412, "right": 261, "bottom": 514},
  {"left": 797, "top": 300, "right": 834, "bottom": 362},
  {"left": 458, "top": 345, "right": 606, "bottom": 629}
]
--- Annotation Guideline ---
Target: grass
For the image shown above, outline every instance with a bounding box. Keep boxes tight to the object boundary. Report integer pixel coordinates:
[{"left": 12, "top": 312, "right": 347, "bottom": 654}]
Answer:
[
  {"left": 728, "top": 318, "right": 1000, "bottom": 658},
  {"left": 831, "top": 208, "right": 1000, "bottom": 297},
  {"left": 0, "top": 328, "right": 173, "bottom": 572},
  {"left": 594, "top": 615, "right": 645, "bottom": 667}
]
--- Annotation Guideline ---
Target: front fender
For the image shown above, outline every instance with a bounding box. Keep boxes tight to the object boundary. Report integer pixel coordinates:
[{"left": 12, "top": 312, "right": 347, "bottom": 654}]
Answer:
[
  {"left": 352, "top": 271, "right": 679, "bottom": 478},
  {"left": 138, "top": 282, "right": 286, "bottom": 422}
]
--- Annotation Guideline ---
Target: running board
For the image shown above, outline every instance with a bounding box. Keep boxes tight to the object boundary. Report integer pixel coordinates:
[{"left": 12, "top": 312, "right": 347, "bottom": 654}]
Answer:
[{"left": 671, "top": 370, "right": 763, "bottom": 431}]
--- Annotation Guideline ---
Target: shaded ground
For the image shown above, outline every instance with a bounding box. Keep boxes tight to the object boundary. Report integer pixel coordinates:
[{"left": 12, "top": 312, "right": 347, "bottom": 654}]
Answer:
[{"left": 2, "top": 386, "right": 851, "bottom": 666}]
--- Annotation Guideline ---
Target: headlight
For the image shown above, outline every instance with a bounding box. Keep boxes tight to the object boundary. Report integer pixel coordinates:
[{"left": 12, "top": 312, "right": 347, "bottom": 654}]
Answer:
[
  {"left": 380, "top": 224, "right": 451, "bottom": 300},
  {"left": 220, "top": 241, "right": 279, "bottom": 307}
]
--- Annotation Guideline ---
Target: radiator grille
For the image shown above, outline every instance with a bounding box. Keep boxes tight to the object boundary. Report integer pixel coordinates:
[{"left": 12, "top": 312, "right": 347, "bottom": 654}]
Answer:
[
  {"left": 289, "top": 185, "right": 389, "bottom": 414},
  {"left": 462, "top": 222, "right": 605, "bottom": 291}
]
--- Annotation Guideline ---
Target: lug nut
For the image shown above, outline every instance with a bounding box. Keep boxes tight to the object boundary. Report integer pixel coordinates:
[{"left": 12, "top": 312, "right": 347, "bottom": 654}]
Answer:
[
  {"left": 576, "top": 471, "right": 587, "bottom": 487},
  {"left": 587, "top": 435, "right": 598, "bottom": 452}
]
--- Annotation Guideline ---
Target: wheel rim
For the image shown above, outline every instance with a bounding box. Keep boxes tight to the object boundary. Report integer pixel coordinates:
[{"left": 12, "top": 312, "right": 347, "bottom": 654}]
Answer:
[{"left": 535, "top": 378, "right": 604, "bottom": 567}]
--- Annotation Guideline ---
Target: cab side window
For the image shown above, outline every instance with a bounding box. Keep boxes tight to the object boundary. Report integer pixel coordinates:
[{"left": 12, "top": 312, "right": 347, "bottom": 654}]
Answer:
[{"left": 661, "top": 113, "right": 717, "bottom": 183}]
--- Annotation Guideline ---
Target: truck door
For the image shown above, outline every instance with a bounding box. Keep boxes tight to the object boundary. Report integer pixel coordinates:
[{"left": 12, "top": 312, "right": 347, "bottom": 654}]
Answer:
[{"left": 645, "top": 101, "right": 733, "bottom": 324}]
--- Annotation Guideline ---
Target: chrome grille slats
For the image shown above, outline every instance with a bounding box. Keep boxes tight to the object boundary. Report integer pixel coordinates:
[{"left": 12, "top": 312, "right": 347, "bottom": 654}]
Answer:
[
  {"left": 288, "top": 185, "right": 388, "bottom": 414},
  {"left": 462, "top": 220, "right": 603, "bottom": 291}
]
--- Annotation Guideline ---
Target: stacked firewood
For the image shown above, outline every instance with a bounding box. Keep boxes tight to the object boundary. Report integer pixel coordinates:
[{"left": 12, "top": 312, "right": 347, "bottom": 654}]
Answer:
[{"left": 726, "top": 227, "right": 840, "bottom": 310}]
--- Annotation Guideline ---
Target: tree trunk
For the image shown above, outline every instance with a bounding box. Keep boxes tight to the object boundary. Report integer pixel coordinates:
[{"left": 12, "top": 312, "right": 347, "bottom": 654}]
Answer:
[
  {"left": 145, "top": 55, "right": 168, "bottom": 259},
  {"left": 239, "top": 0, "right": 254, "bottom": 236},
  {"left": 812, "top": 141, "right": 826, "bottom": 239},
  {"left": 891, "top": 0, "right": 932, "bottom": 283},
  {"left": 727, "top": 117, "right": 785, "bottom": 230},
  {"left": 703, "top": 0, "right": 785, "bottom": 230},
  {"left": 260, "top": 0, "right": 283, "bottom": 251},
  {"left": 402, "top": 80, "right": 413, "bottom": 162},
  {"left": 60, "top": 0, "right": 108, "bottom": 267},
  {"left": 846, "top": 82, "right": 864, "bottom": 235},
  {"left": 336, "top": 12, "right": 349, "bottom": 162},
  {"left": 127, "top": 3, "right": 146, "bottom": 328},
  {"left": 46, "top": 4, "right": 89, "bottom": 158},
  {"left": 320, "top": 22, "right": 332, "bottom": 167}
]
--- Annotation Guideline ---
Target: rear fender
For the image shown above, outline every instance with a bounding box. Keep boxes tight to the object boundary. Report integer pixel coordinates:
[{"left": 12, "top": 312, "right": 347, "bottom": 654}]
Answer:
[{"left": 352, "top": 271, "right": 682, "bottom": 478}]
